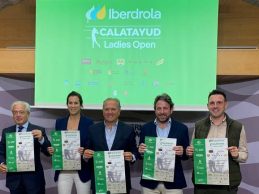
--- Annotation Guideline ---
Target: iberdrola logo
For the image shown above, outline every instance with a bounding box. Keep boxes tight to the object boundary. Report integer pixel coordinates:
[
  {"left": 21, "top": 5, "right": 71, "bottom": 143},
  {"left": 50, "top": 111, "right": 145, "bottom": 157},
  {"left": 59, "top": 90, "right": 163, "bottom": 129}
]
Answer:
[{"left": 85, "top": 5, "right": 106, "bottom": 22}]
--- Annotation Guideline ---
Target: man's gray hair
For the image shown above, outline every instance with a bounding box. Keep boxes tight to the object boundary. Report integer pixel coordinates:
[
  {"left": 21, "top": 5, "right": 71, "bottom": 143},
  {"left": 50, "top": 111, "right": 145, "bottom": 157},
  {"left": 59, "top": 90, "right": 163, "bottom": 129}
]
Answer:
[
  {"left": 11, "top": 101, "right": 31, "bottom": 113},
  {"left": 103, "top": 98, "right": 121, "bottom": 109}
]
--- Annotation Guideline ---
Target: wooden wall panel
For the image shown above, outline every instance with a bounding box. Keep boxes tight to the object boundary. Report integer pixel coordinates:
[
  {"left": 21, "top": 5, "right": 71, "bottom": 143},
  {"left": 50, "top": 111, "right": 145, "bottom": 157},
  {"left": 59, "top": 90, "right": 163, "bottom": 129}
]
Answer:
[
  {"left": 0, "top": 48, "right": 34, "bottom": 73},
  {"left": 0, "top": 0, "right": 35, "bottom": 47},
  {"left": 0, "top": 20, "right": 34, "bottom": 46},
  {"left": 218, "top": 0, "right": 259, "bottom": 46},
  {"left": 218, "top": 18, "right": 259, "bottom": 46},
  {"left": 217, "top": 49, "right": 259, "bottom": 75}
]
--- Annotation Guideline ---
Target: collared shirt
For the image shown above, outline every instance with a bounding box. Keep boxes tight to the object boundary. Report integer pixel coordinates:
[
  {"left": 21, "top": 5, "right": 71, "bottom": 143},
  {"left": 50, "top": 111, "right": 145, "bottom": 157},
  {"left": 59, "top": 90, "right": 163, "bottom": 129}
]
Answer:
[
  {"left": 208, "top": 115, "right": 227, "bottom": 138},
  {"left": 104, "top": 121, "right": 118, "bottom": 150},
  {"left": 154, "top": 118, "right": 171, "bottom": 138},
  {"left": 16, "top": 122, "right": 29, "bottom": 132},
  {"left": 191, "top": 116, "right": 248, "bottom": 163}
]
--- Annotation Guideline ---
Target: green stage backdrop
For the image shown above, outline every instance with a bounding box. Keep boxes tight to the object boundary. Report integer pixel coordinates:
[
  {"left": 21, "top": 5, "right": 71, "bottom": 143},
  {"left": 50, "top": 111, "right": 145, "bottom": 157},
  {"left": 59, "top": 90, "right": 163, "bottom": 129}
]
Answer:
[{"left": 35, "top": 0, "right": 218, "bottom": 110}]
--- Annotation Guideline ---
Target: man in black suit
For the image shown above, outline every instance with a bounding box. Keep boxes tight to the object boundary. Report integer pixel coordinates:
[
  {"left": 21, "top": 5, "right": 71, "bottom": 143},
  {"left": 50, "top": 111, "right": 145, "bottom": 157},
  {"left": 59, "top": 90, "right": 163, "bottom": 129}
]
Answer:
[
  {"left": 0, "top": 101, "right": 51, "bottom": 194},
  {"left": 138, "top": 93, "right": 189, "bottom": 194},
  {"left": 84, "top": 98, "right": 137, "bottom": 194}
]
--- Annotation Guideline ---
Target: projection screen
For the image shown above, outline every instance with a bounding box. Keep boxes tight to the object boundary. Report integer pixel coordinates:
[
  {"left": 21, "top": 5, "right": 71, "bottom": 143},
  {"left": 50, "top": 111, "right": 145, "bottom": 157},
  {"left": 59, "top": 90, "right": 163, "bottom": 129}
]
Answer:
[{"left": 35, "top": 0, "right": 218, "bottom": 110}]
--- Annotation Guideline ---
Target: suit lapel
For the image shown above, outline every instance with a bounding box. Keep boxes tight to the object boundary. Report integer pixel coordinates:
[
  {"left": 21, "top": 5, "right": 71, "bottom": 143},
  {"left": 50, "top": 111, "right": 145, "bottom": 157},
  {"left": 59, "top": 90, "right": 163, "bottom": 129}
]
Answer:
[
  {"left": 111, "top": 121, "right": 122, "bottom": 150},
  {"left": 27, "top": 123, "right": 33, "bottom": 132},
  {"left": 63, "top": 117, "right": 69, "bottom": 130},
  {"left": 101, "top": 123, "right": 109, "bottom": 151},
  {"left": 10, "top": 125, "right": 16, "bottom": 132},
  {"left": 167, "top": 120, "right": 175, "bottom": 138},
  {"left": 78, "top": 116, "right": 83, "bottom": 131},
  {"left": 78, "top": 117, "right": 84, "bottom": 140},
  {"left": 151, "top": 124, "right": 158, "bottom": 137}
]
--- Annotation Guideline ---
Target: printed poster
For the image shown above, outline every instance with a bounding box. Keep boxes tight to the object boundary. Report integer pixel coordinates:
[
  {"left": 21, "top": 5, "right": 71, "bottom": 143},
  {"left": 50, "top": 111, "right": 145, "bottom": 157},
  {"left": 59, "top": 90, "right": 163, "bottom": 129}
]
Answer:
[
  {"left": 6, "top": 132, "right": 35, "bottom": 172},
  {"left": 193, "top": 138, "right": 229, "bottom": 185},
  {"left": 51, "top": 131, "right": 81, "bottom": 170},
  {"left": 142, "top": 136, "right": 176, "bottom": 182},
  {"left": 94, "top": 150, "right": 126, "bottom": 194}
]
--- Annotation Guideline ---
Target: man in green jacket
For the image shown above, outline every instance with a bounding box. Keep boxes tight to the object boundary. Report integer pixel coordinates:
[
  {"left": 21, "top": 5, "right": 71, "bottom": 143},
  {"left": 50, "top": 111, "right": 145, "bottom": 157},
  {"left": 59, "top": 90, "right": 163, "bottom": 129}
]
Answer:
[{"left": 186, "top": 89, "right": 248, "bottom": 194}]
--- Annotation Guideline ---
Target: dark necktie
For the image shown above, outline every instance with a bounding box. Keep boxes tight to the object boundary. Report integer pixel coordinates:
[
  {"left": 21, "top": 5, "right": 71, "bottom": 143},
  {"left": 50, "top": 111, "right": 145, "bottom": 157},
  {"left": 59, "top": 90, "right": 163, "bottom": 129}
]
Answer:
[{"left": 18, "top": 126, "right": 24, "bottom": 132}]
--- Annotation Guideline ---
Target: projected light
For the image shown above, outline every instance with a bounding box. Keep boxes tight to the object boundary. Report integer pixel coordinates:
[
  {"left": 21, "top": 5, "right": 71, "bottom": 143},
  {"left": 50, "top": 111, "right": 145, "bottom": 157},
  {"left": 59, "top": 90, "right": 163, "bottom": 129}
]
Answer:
[{"left": 35, "top": 0, "right": 218, "bottom": 111}]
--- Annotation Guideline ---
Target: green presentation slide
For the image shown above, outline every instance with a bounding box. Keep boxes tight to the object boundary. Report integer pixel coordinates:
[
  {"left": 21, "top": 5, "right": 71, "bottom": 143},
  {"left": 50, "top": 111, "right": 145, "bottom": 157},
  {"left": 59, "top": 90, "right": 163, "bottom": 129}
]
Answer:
[{"left": 35, "top": 0, "right": 218, "bottom": 110}]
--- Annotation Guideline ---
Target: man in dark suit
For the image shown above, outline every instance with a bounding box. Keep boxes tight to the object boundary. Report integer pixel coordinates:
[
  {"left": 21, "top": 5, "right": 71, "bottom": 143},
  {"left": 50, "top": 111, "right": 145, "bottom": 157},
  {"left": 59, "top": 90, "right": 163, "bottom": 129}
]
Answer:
[
  {"left": 138, "top": 93, "right": 189, "bottom": 194},
  {"left": 0, "top": 101, "right": 51, "bottom": 194},
  {"left": 84, "top": 98, "right": 137, "bottom": 194}
]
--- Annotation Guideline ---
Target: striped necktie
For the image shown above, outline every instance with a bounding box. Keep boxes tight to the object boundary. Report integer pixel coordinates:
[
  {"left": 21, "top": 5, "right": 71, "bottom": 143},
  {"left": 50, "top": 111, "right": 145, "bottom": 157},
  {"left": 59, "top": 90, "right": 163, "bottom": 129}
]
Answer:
[{"left": 18, "top": 126, "right": 24, "bottom": 132}]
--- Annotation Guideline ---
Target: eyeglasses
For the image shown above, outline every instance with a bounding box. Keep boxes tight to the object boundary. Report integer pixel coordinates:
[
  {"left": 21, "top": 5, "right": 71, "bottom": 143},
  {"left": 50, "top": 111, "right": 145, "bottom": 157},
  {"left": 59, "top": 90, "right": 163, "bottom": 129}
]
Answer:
[{"left": 12, "top": 111, "right": 26, "bottom": 115}]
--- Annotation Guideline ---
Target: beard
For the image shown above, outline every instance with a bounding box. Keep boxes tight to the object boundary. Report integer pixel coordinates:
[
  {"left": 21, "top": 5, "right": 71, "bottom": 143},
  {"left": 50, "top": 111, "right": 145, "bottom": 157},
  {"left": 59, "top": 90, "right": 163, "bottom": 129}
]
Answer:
[{"left": 156, "top": 115, "right": 170, "bottom": 124}]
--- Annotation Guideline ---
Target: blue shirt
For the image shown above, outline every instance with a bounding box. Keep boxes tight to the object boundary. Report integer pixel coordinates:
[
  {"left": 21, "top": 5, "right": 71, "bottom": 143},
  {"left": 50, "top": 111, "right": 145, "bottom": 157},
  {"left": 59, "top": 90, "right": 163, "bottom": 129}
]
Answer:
[
  {"left": 16, "top": 122, "right": 29, "bottom": 132},
  {"left": 104, "top": 121, "right": 118, "bottom": 150},
  {"left": 154, "top": 118, "right": 171, "bottom": 138}
]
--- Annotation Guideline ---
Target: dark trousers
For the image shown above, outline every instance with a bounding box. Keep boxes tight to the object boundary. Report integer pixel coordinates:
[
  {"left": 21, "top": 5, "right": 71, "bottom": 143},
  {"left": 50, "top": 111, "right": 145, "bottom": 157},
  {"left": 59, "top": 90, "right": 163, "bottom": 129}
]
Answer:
[
  {"left": 10, "top": 188, "right": 45, "bottom": 194},
  {"left": 194, "top": 185, "right": 238, "bottom": 194},
  {"left": 9, "top": 180, "right": 45, "bottom": 194}
]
